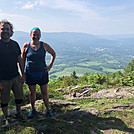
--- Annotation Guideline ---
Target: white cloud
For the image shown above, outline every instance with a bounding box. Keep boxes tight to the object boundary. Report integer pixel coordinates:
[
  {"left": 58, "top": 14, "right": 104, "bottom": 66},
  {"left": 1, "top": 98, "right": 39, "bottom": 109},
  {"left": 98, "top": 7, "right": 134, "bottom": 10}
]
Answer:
[
  {"left": 0, "top": 11, "right": 45, "bottom": 32},
  {"left": 45, "top": 0, "right": 101, "bottom": 20},
  {"left": 45, "top": 0, "right": 131, "bottom": 21},
  {"left": 22, "top": 1, "right": 34, "bottom": 9},
  {"left": 21, "top": 0, "right": 129, "bottom": 21},
  {"left": 22, "top": 0, "right": 45, "bottom": 9},
  {"left": 1, "top": 0, "right": 134, "bottom": 35}
]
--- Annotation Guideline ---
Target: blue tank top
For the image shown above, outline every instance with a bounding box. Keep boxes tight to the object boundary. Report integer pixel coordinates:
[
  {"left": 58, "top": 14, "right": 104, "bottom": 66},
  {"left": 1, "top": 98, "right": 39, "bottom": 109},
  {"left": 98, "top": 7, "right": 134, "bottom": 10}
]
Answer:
[{"left": 26, "top": 42, "right": 47, "bottom": 72}]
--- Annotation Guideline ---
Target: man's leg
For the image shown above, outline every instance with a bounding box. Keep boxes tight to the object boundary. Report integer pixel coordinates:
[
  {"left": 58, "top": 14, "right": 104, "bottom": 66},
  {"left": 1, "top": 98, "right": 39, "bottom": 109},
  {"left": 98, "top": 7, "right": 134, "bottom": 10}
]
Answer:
[
  {"left": 12, "top": 75, "right": 24, "bottom": 120},
  {"left": 1, "top": 103, "right": 10, "bottom": 125},
  {"left": 15, "top": 99, "right": 22, "bottom": 114},
  {"left": 1, "top": 103, "right": 8, "bottom": 117},
  {"left": 0, "top": 80, "right": 11, "bottom": 118}
]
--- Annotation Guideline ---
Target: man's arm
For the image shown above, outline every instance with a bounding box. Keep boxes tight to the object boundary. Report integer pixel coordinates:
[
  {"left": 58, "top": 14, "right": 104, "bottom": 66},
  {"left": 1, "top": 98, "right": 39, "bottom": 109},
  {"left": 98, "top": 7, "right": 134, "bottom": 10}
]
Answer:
[
  {"left": 18, "top": 55, "right": 24, "bottom": 76},
  {"left": 18, "top": 55, "right": 25, "bottom": 84},
  {"left": 19, "top": 43, "right": 28, "bottom": 84}
]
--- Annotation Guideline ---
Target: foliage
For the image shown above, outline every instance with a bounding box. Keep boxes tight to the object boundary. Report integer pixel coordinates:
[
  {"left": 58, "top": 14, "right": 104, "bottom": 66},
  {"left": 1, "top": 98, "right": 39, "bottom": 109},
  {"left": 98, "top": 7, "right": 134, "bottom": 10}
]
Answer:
[
  {"left": 1, "top": 59, "right": 134, "bottom": 111},
  {"left": 48, "top": 59, "right": 134, "bottom": 91},
  {"left": 124, "top": 59, "right": 134, "bottom": 73},
  {"left": 1, "top": 60, "right": 134, "bottom": 133}
]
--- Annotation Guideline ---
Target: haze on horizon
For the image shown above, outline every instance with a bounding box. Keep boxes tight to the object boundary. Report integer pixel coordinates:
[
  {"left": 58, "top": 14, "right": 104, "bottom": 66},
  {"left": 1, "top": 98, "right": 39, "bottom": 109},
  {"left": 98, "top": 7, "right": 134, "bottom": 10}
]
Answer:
[{"left": 0, "top": 0, "right": 134, "bottom": 35}]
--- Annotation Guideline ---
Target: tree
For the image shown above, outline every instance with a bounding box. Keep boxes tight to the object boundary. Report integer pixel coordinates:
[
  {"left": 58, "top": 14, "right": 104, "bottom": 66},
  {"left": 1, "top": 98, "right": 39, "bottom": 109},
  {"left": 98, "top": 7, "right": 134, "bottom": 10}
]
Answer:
[
  {"left": 71, "top": 71, "right": 78, "bottom": 79},
  {"left": 124, "top": 59, "right": 134, "bottom": 73}
]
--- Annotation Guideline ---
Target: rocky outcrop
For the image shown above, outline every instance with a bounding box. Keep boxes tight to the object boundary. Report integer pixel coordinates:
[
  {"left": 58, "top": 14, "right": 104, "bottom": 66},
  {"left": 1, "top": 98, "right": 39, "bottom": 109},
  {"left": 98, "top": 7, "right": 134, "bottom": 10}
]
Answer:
[
  {"left": 62, "top": 86, "right": 134, "bottom": 100},
  {"left": 90, "top": 87, "right": 134, "bottom": 99},
  {"left": 0, "top": 86, "right": 134, "bottom": 133}
]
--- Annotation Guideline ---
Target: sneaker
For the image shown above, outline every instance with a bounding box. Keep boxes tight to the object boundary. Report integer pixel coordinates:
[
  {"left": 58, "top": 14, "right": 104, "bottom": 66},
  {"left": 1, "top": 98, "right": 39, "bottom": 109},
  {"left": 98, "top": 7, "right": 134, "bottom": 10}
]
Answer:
[
  {"left": 2, "top": 116, "right": 11, "bottom": 126},
  {"left": 46, "top": 110, "right": 54, "bottom": 117},
  {"left": 28, "top": 109, "right": 36, "bottom": 118}
]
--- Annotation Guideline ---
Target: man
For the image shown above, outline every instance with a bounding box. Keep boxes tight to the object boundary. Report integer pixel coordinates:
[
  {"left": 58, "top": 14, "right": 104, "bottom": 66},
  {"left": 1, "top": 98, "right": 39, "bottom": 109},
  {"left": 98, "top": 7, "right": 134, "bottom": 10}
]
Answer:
[{"left": 0, "top": 19, "right": 24, "bottom": 124}]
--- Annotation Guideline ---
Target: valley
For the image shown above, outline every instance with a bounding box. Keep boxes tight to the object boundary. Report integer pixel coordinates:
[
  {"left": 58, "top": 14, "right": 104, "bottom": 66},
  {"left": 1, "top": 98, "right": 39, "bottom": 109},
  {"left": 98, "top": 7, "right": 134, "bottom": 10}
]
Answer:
[{"left": 12, "top": 31, "right": 134, "bottom": 78}]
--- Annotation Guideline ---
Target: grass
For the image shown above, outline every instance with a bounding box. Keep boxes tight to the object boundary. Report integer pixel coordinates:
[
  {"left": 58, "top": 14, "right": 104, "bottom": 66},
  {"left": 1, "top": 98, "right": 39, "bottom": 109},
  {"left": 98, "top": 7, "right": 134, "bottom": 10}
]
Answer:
[
  {"left": 0, "top": 85, "right": 134, "bottom": 133},
  {"left": 52, "top": 71, "right": 71, "bottom": 77},
  {"left": 52, "top": 66, "right": 102, "bottom": 77},
  {"left": 48, "top": 58, "right": 126, "bottom": 78},
  {"left": 55, "top": 64, "right": 68, "bottom": 67},
  {"left": 76, "top": 61, "right": 101, "bottom": 67},
  {"left": 102, "top": 67, "right": 123, "bottom": 73},
  {"left": 51, "top": 60, "right": 124, "bottom": 78}
]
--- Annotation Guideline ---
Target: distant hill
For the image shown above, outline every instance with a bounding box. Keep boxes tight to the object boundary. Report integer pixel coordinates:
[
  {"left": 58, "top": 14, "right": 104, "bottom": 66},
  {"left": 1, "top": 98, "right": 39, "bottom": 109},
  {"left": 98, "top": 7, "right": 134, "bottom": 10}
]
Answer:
[
  {"left": 12, "top": 31, "right": 134, "bottom": 77},
  {"left": 12, "top": 31, "right": 30, "bottom": 48},
  {"left": 12, "top": 31, "right": 134, "bottom": 49},
  {"left": 99, "top": 34, "right": 134, "bottom": 39}
]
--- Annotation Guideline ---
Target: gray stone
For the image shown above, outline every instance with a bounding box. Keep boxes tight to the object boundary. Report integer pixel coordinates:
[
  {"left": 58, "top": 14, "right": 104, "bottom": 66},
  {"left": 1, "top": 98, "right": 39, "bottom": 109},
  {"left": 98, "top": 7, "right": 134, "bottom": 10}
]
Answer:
[{"left": 34, "top": 125, "right": 47, "bottom": 133}]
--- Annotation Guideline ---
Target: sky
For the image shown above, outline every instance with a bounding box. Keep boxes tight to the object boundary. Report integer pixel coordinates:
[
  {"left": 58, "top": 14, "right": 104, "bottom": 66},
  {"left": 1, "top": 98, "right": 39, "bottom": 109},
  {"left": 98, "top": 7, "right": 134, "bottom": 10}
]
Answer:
[{"left": 0, "top": 0, "right": 134, "bottom": 35}]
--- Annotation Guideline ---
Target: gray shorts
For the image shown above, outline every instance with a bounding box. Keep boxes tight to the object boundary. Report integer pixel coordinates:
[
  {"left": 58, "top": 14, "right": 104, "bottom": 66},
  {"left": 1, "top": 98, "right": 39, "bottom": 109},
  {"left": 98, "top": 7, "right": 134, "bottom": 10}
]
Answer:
[{"left": 0, "top": 75, "right": 23, "bottom": 104}]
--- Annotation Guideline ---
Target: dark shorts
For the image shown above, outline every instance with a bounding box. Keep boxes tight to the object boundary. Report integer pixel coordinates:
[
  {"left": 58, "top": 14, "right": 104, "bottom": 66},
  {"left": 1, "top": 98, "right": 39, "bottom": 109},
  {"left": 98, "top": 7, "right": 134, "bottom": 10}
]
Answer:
[{"left": 25, "top": 70, "right": 49, "bottom": 86}]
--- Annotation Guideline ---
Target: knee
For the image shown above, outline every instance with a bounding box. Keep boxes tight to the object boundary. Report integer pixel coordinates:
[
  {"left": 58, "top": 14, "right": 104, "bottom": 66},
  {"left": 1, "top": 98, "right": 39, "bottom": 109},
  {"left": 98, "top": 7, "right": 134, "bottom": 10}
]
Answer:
[{"left": 1, "top": 103, "right": 8, "bottom": 108}]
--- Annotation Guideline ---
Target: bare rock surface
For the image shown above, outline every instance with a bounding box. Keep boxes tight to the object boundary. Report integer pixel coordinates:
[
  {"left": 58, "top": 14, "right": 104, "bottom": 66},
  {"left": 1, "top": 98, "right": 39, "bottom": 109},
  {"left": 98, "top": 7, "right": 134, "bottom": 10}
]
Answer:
[
  {"left": 63, "top": 86, "right": 134, "bottom": 100},
  {"left": 90, "top": 87, "right": 134, "bottom": 99}
]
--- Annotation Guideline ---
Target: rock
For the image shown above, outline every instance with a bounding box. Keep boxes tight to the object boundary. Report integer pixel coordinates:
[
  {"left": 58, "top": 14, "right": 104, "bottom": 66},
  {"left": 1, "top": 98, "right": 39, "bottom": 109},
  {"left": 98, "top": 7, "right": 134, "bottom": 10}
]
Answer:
[
  {"left": 103, "top": 103, "right": 134, "bottom": 114},
  {"left": 90, "top": 88, "right": 134, "bottom": 99},
  {"left": 34, "top": 125, "right": 47, "bottom": 133},
  {"left": 83, "top": 108, "right": 100, "bottom": 116},
  {"left": 103, "top": 109, "right": 124, "bottom": 114},
  {"left": 90, "top": 130, "right": 97, "bottom": 134},
  {"left": 56, "top": 107, "right": 100, "bottom": 118},
  {"left": 70, "top": 106, "right": 82, "bottom": 111},
  {"left": 50, "top": 100, "right": 76, "bottom": 106}
]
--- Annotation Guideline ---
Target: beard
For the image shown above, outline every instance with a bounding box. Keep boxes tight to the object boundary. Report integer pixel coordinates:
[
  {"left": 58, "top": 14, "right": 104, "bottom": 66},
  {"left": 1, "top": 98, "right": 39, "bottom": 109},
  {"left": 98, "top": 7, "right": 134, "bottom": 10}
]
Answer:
[{"left": 1, "top": 32, "right": 10, "bottom": 40}]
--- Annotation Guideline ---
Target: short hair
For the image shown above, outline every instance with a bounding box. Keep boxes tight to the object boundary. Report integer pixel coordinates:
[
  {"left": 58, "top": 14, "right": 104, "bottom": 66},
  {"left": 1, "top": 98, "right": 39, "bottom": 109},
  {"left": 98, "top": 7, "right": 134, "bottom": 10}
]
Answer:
[{"left": 0, "top": 19, "right": 14, "bottom": 36}]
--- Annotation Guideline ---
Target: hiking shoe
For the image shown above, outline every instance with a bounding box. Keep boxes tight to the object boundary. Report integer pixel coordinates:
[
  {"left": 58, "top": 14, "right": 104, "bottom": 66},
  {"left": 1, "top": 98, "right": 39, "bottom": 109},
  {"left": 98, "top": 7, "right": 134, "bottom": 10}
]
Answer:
[
  {"left": 28, "top": 109, "right": 36, "bottom": 118},
  {"left": 46, "top": 110, "right": 54, "bottom": 117},
  {"left": 2, "top": 116, "right": 11, "bottom": 126}
]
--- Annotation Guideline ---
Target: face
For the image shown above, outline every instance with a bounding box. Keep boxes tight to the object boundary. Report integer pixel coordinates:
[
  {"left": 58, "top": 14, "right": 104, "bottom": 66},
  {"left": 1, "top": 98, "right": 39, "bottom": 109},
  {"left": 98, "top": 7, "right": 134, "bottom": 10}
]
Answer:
[
  {"left": 0, "top": 23, "right": 12, "bottom": 41},
  {"left": 30, "top": 30, "right": 41, "bottom": 42}
]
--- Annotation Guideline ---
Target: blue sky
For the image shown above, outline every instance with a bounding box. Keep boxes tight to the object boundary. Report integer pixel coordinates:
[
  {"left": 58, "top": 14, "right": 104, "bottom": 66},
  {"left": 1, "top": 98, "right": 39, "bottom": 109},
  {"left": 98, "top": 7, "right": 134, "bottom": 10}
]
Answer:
[{"left": 0, "top": 0, "right": 134, "bottom": 35}]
